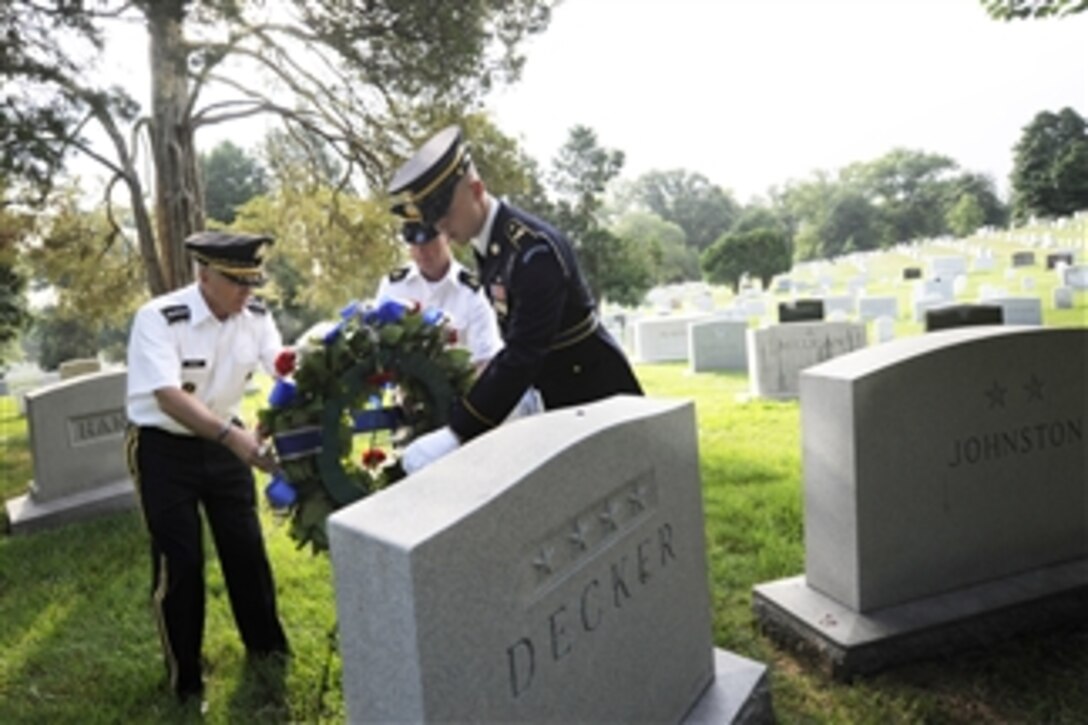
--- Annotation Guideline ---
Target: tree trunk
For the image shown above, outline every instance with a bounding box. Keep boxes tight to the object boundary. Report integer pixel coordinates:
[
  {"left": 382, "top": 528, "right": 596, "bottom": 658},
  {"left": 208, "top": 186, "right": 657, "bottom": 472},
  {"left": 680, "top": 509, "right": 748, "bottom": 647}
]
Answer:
[{"left": 148, "top": 0, "right": 203, "bottom": 292}]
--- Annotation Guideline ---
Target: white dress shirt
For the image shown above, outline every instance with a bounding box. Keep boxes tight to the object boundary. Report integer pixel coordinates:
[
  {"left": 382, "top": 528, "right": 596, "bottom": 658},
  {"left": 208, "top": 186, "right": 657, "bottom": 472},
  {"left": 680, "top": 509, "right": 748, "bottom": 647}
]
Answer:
[
  {"left": 126, "top": 283, "right": 282, "bottom": 434},
  {"left": 376, "top": 258, "right": 503, "bottom": 366}
]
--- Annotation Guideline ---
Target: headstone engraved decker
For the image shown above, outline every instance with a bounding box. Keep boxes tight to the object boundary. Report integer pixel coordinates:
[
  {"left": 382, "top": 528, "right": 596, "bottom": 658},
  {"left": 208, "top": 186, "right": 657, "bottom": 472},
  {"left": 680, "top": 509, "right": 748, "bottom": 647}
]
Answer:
[
  {"left": 5, "top": 370, "right": 137, "bottom": 533},
  {"left": 328, "top": 397, "right": 770, "bottom": 723},
  {"left": 753, "top": 326, "right": 1087, "bottom": 677}
]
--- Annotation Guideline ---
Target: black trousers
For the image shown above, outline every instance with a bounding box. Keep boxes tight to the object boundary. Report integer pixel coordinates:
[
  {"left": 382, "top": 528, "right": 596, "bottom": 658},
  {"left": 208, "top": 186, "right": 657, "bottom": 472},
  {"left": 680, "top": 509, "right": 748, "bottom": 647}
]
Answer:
[{"left": 126, "top": 425, "right": 288, "bottom": 695}]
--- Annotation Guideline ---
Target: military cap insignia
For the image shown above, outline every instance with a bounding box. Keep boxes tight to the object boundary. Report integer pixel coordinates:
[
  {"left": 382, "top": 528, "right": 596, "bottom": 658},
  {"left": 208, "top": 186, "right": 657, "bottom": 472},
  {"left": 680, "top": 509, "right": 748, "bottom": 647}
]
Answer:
[
  {"left": 246, "top": 298, "right": 268, "bottom": 315},
  {"left": 161, "top": 304, "right": 190, "bottom": 324},
  {"left": 387, "top": 126, "right": 471, "bottom": 226},
  {"left": 388, "top": 266, "right": 410, "bottom": 283},
  {"left": 182, "top": 381, "right": 197, "bottom": 394},
  {"left": 457, "top": 269, "right": 480, "bottom": 291},
  {"left": 185, "top": 231, "right": 273, "bottom": 287}
]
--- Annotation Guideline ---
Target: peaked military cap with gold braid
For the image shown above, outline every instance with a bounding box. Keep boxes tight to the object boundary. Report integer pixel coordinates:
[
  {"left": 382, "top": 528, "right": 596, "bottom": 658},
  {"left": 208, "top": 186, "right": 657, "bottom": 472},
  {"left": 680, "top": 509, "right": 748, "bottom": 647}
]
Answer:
[
  {"left": 185, "top": 231, "right": 273, "bottom": 287},
  {"left": 388, "top": 125, "right": 471, "bottom": 227}
]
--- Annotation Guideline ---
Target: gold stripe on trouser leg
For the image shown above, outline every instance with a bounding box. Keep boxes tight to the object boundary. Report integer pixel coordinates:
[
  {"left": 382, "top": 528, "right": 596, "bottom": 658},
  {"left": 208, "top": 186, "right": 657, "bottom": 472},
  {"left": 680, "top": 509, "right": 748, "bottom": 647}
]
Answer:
[
  {"left": 152, "top": 555, "right": 180, "bottom": 691},
  {"left": 126, "top": 427, "right": 180, "bottom": 690},
  {"left": 124, "top": 427, "right": 148, "bottom": 527}
]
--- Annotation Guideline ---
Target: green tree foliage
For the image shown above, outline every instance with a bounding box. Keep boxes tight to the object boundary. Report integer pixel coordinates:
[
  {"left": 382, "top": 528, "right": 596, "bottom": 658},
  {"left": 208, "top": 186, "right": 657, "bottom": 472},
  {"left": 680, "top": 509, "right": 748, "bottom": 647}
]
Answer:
[
  {"left": 2, "top": 0, "right": 555, "bottom": 296},
  {"left": 550, "top": 126, "right": 653, "bottom": 306},
  {"left": 0, "top": 194, "right": 32, "bottom": 366},
  {"left": 981, "top": 0, "right": 1088, "bottom": 19},
  {"left": 1009, "top": 107, "right": 1088, "bottom": 221},
  {"left": 578, "top": 228, "right": 654, "bottom": 308},
  {"left": 23, "top": 184, "right": 146, "bottom": 331},
  {"left": 947, "top": 193, "right": 987, "bottom": 237},
  {"left": 232, "top": 184, "right": 400, "bottom": 331},
  {"left": 943, "top": 171, "right": 1008, "bottom": 228},
  {"left": 28, "top": 307, "right": 100, "bottom": 371},
  {"left": 458, "top": 114, "right": 552, "bottom": 216},
  {"left": 819, "top": 192, "right": 884, "bottom": 255},
  {"left": 612, "top": 211, "right": 697, "bottom": 285},
  {"left": 774, "top": 149, "right": 1009, "bottom": 260},
  {"left": 630, "top": 170, "right": 740, "bottom": 252},
  {"left": 201, "top": 141, "right": 268, "bottom": 224},
  {"left": 731, "top": 205, "right": 787, "bottom": 236},
  {"left": 701, "top": 227, "right": 792, "bottom": 293},
  {"left": 842, "top": 148, "right": 958, "bottom": 244}
]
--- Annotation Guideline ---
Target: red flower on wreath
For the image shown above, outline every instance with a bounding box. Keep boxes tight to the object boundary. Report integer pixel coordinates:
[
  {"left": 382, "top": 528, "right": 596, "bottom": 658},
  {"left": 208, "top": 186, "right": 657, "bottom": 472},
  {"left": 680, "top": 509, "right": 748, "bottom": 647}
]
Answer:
[
  {"left": 361, "top": 448, "right": 387, "bottom": 468},
  {"left": 367, "top": 370, "right": 396, "bottom": 386},
  {"left": 274, "top": 349, "right": 297, "bottom": 377},
  {"left": 446, "top": 328, "right": 459, "bottom": 345}
]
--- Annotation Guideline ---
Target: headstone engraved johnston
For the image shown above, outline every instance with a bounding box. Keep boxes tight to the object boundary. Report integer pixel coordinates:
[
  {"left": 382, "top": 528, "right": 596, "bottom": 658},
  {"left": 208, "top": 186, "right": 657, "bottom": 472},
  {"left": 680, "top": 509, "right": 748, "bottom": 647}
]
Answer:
[
  {"left": 328, "top": 397, "right": 771, "bottom": 723},
  {"left": 753, "top": 327, "right": 1087, "bottom": 678},
  {"left": 5, "top": 370, "right": 137, "bottom": 533}
]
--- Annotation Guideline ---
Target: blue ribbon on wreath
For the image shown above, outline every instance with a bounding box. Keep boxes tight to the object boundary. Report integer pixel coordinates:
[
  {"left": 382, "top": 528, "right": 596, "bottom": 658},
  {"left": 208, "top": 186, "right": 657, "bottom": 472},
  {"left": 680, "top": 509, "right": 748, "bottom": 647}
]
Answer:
[{"left": 271, "top": 408, "right": 405, "bottom": 460}]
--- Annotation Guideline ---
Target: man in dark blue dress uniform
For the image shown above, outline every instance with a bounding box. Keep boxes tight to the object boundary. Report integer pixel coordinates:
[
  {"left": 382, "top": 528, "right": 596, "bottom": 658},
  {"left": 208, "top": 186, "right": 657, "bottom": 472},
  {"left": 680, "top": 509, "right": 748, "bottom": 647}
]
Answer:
[{"left": 388, "top": 126, "right": 643, "bottom": 471}]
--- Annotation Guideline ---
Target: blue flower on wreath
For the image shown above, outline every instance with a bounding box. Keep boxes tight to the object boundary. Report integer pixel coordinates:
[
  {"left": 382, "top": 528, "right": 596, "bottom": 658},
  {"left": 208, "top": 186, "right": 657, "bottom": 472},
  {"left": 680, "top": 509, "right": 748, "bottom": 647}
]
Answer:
[
  {"left": 268, "top": 378, "right": 297, "bottom": 408},
  {"left": 422, "top": 307, "right": 446, "bottom": 326},
  {"left": 323, "top": 322, "right": 344, "bottom": 345},
  {"left": 339, "top": 300, "right": 362, "bottom": 320},
  {"left": 265, "top": 473, "right": 298, "bottom": 509},
  {"left": 366, "top": 298, "right": 409, "bottom": 325}
]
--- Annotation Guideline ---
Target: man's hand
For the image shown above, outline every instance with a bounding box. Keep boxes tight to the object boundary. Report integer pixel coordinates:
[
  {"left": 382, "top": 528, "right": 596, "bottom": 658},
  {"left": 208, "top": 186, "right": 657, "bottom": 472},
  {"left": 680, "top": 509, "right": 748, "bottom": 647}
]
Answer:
[
  {"left": 225, "top": 427, "right": 278, "bottom": 473},
  {"left": 402, "top": 426, "right": 460, "bottom": 474}
]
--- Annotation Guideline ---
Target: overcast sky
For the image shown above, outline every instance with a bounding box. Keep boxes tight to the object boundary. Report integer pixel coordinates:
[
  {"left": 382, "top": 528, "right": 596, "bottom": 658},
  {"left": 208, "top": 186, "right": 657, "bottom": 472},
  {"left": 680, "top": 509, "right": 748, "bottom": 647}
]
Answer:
[
  {"left": 485, "top": 0, "right": 1088, "bottom": 202},
  {"left": 83, "top": 0, "right": 1086, "bottom": 205}
]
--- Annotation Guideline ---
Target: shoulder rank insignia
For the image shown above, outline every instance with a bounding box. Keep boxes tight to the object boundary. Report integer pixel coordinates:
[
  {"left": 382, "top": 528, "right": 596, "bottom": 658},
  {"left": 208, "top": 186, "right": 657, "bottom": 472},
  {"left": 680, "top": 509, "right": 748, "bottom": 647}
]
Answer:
[
  {"left": 505, "top": 218, "right": 541, "bottom": 251},
  {"left": 457, "top": 269, "right": 481, "bottom": 291},
  {"left": 246, "top": 298, "right": 268, "bottom": 315},
  {"left": 161, "top": 304, "right": 190, "bottom": 325},
  {"left": 388, "top": 266, "right": 410, "bottom": 283}
]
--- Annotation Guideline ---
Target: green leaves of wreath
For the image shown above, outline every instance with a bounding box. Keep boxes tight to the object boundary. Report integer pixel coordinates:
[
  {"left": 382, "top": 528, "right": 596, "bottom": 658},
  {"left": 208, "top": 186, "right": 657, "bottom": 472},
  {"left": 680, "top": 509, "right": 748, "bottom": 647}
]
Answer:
[{"left": 256, "top": 299, "right": 475, "bottom": 553}]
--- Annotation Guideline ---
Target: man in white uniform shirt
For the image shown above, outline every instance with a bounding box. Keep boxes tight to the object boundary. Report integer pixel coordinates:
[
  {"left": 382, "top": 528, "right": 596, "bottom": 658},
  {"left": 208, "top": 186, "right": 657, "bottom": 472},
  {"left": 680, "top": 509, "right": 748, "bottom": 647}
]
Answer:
[
  {"left": 125, "top": 231, "right": 288, "bottom": 704},
  {"left": 376, "top": 220, "right": 502, "bottom": 373}
]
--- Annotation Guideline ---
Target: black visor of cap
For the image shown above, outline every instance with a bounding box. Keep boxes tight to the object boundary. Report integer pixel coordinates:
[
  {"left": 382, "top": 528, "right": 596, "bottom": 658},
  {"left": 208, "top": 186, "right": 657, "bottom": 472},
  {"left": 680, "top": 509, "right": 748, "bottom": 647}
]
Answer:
[{"left": 402, "top": 221, "right": 438, "bottom": 245}]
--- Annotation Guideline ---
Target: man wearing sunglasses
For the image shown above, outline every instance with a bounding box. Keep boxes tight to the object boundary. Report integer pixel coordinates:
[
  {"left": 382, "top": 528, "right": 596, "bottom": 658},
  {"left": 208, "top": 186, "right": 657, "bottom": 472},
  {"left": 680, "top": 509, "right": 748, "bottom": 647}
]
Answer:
[{"left": 124, "top": 231, "right": 289, "bottom": 705}]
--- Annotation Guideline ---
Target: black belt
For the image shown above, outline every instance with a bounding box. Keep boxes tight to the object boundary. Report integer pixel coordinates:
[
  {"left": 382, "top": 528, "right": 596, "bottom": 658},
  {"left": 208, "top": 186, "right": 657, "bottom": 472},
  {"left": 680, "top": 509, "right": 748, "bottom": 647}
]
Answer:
[{"left": 129, "top": 417, "right": 243, "bottom": 441}]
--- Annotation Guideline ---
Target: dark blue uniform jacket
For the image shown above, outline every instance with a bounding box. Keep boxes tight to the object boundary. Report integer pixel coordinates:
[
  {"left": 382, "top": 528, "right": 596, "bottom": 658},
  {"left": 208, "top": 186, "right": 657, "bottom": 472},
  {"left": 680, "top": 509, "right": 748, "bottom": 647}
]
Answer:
[{"left": 449, "top": 202, "right": 643, "bottom": 440}]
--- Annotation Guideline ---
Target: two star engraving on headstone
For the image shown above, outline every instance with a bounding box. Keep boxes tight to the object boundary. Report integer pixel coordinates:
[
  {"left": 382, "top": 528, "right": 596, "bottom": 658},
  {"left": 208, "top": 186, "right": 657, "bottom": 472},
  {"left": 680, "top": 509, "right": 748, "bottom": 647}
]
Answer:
[{"left": 985, "top": 373, "right": 1044, "bottom": 409}]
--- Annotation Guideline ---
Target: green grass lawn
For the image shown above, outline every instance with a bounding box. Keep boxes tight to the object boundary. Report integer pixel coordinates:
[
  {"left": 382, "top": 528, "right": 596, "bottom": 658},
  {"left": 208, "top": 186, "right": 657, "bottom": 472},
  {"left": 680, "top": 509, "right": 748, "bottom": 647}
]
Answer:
[
  {"left": 2, "top": 231, "right": 1086, "bottom": 722},
  {"left": 2, "top": 361, "right": 1087, "bottom": 723}
]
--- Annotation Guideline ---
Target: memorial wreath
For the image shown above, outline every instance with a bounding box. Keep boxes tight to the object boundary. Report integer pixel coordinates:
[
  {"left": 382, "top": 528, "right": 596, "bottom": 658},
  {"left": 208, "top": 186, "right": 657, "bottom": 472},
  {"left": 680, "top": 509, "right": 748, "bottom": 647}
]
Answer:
[{"left": 257, "top": 298, "right": 475, "bottom": 553}]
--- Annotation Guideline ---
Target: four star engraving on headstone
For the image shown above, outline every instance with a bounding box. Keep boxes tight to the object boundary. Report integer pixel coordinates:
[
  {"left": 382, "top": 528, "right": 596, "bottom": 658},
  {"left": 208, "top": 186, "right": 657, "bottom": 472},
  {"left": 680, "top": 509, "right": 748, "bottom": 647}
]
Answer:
[
  {"left": 532, "top": 545, "right": 555, "bottom": 576},
  {"left": 526, "top": 472, "right": 658, "bottom": 591},
  {"left": 568, "top": 519, "right": 588, "bottom": 552}
]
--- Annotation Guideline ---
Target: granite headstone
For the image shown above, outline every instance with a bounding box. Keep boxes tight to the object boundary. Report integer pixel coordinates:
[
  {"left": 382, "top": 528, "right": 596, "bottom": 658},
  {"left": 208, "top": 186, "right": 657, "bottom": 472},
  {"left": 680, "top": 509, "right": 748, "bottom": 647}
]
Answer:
[
  {"left": 328, "top": 397, "right": 771, "bottom": 723},
  {"left": 5, "top": 370, "right": 136, "bottom": 533}
]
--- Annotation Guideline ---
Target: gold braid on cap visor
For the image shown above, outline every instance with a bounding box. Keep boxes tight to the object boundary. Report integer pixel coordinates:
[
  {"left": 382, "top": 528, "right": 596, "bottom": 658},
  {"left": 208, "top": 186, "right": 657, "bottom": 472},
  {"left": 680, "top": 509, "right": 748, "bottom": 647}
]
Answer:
[
  {"left": 393, "top": 142, "right": 468, "bottom": 217},
  {"left": 191, "top": 251, "right": 264, "bottom": 281}
]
